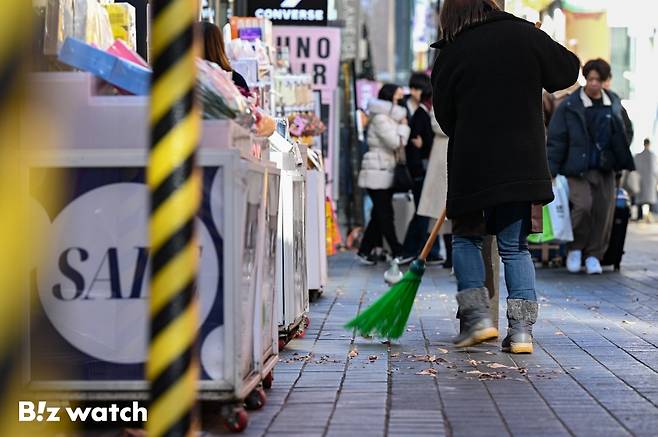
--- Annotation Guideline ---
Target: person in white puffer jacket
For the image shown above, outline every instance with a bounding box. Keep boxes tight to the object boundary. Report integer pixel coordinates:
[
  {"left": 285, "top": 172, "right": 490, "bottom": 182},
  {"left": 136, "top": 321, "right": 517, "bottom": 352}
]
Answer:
[{"left": 357, "top": 84, "right": 411, "bottom": 265}]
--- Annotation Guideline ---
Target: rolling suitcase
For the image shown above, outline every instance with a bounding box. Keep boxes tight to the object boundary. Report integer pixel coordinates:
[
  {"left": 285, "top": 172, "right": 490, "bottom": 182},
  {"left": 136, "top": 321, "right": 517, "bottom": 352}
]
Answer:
[
  {"left": 602, "top": 188, "right": 631, "bottom": 270},
  {"left": 392, "top": 191, "right": 416, "bottom": 244}
]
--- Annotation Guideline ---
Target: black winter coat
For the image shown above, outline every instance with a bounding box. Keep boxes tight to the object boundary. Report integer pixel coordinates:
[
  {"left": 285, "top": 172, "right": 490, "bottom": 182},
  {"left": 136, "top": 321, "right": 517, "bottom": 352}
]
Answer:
[
  {"left": 431, "top": 11, "right": 580, "bottom": 219},
  {"left": 406, "top": 105, "right": 434, "bottom": 179},
  {"left": 546, "top": 89, "right": 635, "bottom": 177}
]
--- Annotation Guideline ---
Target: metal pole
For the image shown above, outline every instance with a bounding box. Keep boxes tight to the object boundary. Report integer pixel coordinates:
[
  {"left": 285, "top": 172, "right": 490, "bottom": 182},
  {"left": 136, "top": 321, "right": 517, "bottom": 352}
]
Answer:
[{"left": 147, "top": 0, "right": 201, "bottom": 435}]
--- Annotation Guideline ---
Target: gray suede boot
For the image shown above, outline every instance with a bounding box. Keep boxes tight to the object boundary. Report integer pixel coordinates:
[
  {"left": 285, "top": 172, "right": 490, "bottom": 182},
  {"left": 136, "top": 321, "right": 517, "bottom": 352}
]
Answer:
[
  {"left": 502, "top": 299, "right": 538, "bottom": 354},
  {"left": 453, "top": 288, "right": 499, "bottom": 347}
]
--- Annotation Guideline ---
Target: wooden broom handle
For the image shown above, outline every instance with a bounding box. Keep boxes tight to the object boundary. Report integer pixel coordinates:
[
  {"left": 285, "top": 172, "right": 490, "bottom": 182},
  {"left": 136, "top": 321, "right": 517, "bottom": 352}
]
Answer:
[{"left": 419, "top": 208, "right": 447, "bottom": 261}]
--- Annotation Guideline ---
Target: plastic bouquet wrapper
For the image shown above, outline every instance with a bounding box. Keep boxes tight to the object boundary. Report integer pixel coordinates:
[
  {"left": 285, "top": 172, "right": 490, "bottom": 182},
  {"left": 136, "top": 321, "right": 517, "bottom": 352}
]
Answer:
[
  {"left": 197, "top": 59, "right": 254, "bottom": 128},
  {"left": 288, "top": 112, "right": 326, "bottom": 137}
]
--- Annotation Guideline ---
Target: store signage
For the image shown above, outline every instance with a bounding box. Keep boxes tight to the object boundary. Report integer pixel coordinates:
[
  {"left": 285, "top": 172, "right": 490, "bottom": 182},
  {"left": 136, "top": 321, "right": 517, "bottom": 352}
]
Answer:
[
  {"left": 273, "top": 26, "right": 341, "bottom": 92},
  {"left": 35, "top": 183, "right": 217, "bottom": 364},
  {"left": 337, "top": 0, "right": 359, "bottom": 60},
  {"left": 247, "top": 0, "right": 328, "bottom": 26}
]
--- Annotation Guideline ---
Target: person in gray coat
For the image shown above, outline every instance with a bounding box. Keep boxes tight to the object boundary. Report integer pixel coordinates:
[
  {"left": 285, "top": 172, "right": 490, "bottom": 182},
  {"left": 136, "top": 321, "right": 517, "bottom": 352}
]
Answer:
[{"left": 635, "top": 138, "right": 658, "bottom": 221}]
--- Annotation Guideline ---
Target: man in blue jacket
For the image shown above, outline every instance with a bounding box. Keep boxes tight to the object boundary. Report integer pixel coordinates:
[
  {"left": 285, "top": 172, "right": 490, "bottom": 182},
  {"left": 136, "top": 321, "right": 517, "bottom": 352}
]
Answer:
[{"left": 547, "top": 59, "right": 635, "bottom": 275}]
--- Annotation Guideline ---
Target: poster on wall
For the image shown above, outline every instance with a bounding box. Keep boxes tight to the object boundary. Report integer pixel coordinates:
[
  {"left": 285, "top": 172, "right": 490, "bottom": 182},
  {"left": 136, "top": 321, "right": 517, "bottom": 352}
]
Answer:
[{"left": 273, "top": 26, "right": 341, "bottom": 93}]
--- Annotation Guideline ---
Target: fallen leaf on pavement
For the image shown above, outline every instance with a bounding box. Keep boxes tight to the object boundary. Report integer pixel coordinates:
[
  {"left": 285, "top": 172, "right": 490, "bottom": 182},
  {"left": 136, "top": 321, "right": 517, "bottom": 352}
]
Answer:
[
  {"left": 391, "top": 352, "right": 400, "bottom": 358},
  {"left": 622, "top": 320, "right": 635, "bottom": 325},
  {"left": 416, "top": 368, "right": 438, "bottom": 376},
  {"left": 478, "top": 372, "right": 506, "bottom": 380},
  {"left": 415, "top": 354, "right": 438, "bottom": 363},
  {"left": 485, "top": 351, "right": 494, "bottom": 355},
  {"left": 466, "top": 370, "right": 482, "bottom": 375},
  {"left": 467, "top": 359, "right": 480, "bottom": 367},
  {"left": 487, "top": 363, "right": 511, "bottom": 369},
  {"left": 555, "top": 331, "right": 565, "bottom": 336},
  {"left": 437, "top": 348, "right": 449, "bottom": 354},
  {"left": 368, "top": 355, "right": 378, "bottom": 361},
  {"left": 348, "top": 349, "right": 359, "bottom": 358}
]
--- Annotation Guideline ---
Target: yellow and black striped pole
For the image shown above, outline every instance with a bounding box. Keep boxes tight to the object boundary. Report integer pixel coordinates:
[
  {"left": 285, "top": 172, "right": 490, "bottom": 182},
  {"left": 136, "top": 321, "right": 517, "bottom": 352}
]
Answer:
[
  {"left": 147, "top": 0, "right": 201, "bottom": 436},
  {"left": 0, "top": 1, "right": 30, "bottom": 434}
]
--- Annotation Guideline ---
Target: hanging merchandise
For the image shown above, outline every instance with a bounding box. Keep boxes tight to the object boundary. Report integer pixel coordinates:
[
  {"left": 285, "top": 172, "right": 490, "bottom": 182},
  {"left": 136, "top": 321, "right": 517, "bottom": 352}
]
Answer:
[
  {"left": 44, "top": 0, "right": 115, "bottom": 56},
  {"left": 230, "top": 16, "right": 274, "bottom": 47},
  {"left": 103, "top": 2, "right": 137, "bottom": 50}
]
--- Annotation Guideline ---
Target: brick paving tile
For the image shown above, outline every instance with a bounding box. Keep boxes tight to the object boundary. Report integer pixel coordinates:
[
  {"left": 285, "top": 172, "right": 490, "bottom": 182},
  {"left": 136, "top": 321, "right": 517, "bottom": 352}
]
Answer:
[{"left": 198, "top": 224, "right": 658, "bottom": 436}]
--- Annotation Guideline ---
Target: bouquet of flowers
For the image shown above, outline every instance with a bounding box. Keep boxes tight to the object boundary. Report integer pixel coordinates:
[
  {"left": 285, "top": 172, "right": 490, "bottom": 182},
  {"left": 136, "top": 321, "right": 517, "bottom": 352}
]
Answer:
[{"left": 288, "top": 112, "right": 325, "bottom": 137}]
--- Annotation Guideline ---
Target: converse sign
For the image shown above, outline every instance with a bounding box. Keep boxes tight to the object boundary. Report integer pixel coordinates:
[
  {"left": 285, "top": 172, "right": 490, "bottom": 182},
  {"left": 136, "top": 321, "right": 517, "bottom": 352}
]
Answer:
[{"left": 247, "top": 0, "right": 328, "bottom": 26}]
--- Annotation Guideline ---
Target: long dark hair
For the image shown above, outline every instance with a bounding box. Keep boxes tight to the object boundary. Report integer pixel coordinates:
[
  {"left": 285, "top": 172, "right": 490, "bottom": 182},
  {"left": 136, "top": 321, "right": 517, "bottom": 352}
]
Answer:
[
  {"left": 440, "top": 0, "right": 500, "bottom": 43},
  {"left": 197, "top": 21, "right": 232, "bottom": 71},
  {"left": 378, "top": 83, "right": 401, "bottom": 103}
]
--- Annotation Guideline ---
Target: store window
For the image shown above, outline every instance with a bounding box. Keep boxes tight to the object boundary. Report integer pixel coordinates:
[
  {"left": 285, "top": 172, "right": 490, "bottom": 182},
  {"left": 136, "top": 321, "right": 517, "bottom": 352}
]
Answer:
[{"left": 610, "top": 27, "right": 631, "bottom": 99}]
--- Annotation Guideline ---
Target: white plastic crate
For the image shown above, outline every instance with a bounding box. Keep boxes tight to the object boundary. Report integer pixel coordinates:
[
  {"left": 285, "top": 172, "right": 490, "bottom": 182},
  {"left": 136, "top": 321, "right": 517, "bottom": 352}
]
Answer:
[{"left": 24, "top": 148, "right": 267, "bottom": 403}]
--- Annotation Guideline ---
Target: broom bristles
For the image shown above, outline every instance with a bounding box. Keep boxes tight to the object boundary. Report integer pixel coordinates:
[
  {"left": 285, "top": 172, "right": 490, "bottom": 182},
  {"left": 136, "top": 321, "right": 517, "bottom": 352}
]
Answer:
[{"left": 345, "top": 268, "right": 423, "bottom": 339}]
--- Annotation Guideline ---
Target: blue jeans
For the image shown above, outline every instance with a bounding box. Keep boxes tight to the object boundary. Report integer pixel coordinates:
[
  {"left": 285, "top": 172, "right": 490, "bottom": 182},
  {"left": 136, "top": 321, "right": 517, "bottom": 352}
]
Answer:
[{"left": 453, "top": 203, "right": 536, "bottom": 301}]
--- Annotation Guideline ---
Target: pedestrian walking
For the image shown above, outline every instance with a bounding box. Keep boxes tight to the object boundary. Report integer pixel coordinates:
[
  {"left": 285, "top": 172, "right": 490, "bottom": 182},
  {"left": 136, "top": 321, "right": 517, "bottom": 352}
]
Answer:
[
  {"left": 398, "top": 85, "right": 444, "bottom": 265},
  {"left": 357, "top": 84, "right": 411, "bottom": 265},
  {"left": 432, "top": 0, "right": 580, "bottom": 353},
  {"left": 417, "top": 116, "right": 453, "bottom": 269},
  {"left": 635, "top": 138, "right": 658, "bottom": 221},
  {"left": 547, "top": 58, "right": 636, "bottom": 275},
  {"left": 402, "top": 72, "right": 432, "bottom": 120}
]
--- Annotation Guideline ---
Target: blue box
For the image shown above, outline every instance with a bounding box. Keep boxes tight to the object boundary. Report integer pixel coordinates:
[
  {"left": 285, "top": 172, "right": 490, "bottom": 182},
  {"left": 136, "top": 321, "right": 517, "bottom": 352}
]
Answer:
[{"left": 58, "top": 37, "right": 150, "bottom": 96}]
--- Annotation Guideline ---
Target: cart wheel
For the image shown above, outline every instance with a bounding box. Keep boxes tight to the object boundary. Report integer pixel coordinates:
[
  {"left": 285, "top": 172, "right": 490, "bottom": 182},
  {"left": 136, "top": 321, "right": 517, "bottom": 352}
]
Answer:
[
  {"left": 309, "top": 289, "right": 321, "bottom": 302},
  {"left": 295, "top": 328, "right": 306, "bottom": 339},
  {"left": 223, "top": 408, "right": 248, "bottom": 433},
  {"left": 304, "top": 316, "right": 311, "bottom": 329},
  {"left": 614, "top": 263, "right": 620, "bottom": 271},
  {"left": 263, "top": 371, "right": 274, "bottom": 390},
  {"left": 278, "top": 338, "right": 286, "bottom": 351},
  {"left": 244, "top": 388, "right": 267, "bottom": 410}
]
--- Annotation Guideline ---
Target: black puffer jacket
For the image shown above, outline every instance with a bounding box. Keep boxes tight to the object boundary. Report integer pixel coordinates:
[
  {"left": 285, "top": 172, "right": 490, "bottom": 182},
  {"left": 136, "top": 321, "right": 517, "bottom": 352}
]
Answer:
[
  {"left": 547, "top": 89, "right": 635, "bottom": 176},
  {"left": 431, "top": 11, "right": 580, "bottom": 218}
]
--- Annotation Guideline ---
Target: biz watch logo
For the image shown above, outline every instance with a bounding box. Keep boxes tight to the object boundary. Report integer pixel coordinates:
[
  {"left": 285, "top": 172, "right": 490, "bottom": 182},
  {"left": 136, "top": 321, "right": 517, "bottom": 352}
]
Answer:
[{"left": 19, "top": 401, "right": 147, "bottom": 423}]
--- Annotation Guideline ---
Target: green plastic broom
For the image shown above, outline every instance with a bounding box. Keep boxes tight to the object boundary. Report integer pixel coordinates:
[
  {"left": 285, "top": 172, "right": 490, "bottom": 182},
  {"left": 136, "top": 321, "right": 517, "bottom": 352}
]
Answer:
[{"left": 345, "top": 209, "right": 448, "bottom": 339}]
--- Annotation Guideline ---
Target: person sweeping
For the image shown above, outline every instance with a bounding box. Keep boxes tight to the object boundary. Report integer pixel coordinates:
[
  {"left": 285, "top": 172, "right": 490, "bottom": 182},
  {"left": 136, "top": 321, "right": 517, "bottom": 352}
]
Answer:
[
  {"left": 347, "top": 0, "right": 580, "bottom": 353},
  {"left": 431, "top": 0, "right": 579, "bottom": 352}
]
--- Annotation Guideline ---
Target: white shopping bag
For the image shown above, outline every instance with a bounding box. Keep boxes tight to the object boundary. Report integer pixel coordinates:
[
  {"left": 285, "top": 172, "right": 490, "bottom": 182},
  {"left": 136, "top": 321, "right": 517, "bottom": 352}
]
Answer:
[{"left": 548, "top": 176, "right": 574, "bottom": 242}]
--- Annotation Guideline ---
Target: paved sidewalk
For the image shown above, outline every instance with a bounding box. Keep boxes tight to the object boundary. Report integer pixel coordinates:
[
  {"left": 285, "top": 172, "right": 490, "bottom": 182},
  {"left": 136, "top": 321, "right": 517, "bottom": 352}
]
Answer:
[{"left": 208, "top": 223, "right": 658, "bottom": 437}]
